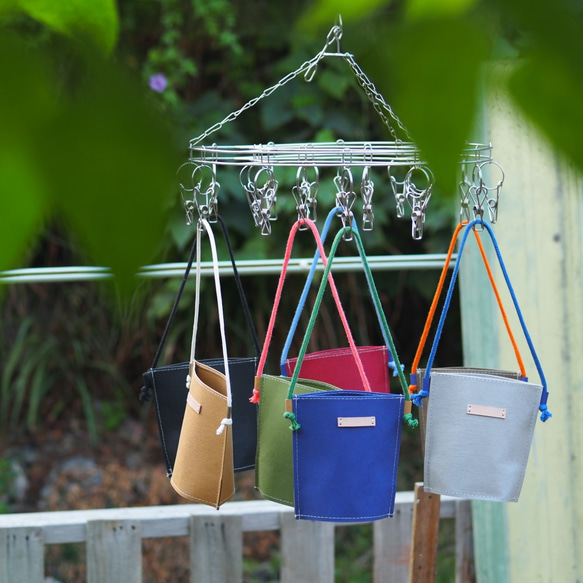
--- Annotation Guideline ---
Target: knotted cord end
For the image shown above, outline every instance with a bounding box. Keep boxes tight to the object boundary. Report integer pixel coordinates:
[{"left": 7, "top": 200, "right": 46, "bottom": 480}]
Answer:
[
  {"left": 403, "top": 413, "right": 419, "bottom": 428},
  {"left": 216, "top": 417, "right": 233, "bottom": 435},
  {"left": 249, "top": 387, "right": 260, "bottom": 404},
  {"left": 389, "top": 361, "right": 405, "bottom": 377},
  {"left": 139, "top": 386, "right": 152, "bottom": 402},
  {"left": 539, "top": 404, "right": 552, "bottom": 422},
  {"left": 283, "top": 411, "right": 301, "bottom": 431},
  {"left": 411, "top": 390, "right": 429, "bottom": 407}
]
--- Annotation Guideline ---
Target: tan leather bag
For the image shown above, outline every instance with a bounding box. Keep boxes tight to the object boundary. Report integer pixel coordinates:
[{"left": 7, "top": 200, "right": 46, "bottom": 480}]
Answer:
[{"left": 170, "top": 218, "right": 235, "bottom": 508}]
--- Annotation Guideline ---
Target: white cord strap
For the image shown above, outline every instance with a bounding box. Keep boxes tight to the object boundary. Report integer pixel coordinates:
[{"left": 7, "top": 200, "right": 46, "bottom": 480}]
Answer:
[{"left": 189, "top": 218, "right": 233, "bottom": 432}]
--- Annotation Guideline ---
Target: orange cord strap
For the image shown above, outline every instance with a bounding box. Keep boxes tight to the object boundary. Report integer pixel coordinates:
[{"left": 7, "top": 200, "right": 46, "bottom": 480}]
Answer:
[{"left": 409, "top": 222, "right": 527, "bottom": 393}]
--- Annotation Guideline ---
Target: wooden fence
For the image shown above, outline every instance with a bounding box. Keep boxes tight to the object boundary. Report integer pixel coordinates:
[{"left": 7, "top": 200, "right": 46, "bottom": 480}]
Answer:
[{"left": 0, "top": 485, "right": 473, "bottom": 583}]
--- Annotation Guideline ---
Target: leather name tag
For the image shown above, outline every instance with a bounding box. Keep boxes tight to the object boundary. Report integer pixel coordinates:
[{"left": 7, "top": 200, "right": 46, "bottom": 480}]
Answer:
[
  {"left": 467, "top": 403, "right": 506, "bottom": 419},
  {"left": 187, "top": 393, "right": 202, "bottom": 414},
  {"left": 338, "top": 416, "right": 376, "bottom": 427}
]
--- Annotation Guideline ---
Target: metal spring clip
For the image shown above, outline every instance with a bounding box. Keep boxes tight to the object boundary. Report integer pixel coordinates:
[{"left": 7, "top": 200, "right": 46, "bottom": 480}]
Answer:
[
  {"left": 405, "top": 166, "right": 434, "bottom": 240},
  {"left": 178, "top": 162, "right": 220, "bottom": 225},
  {"left": 240, "top": 165, "right": 279, "bottom": 235},
  {"left": 292, "top": 166, "right": 319, "bottom": 228},
  {"left": 360, "top": 166, "right": 375, "bottom": 231},
  {"left": 334, "top": 166, "right": 356, "bottom": 241},
  {"left": 459, "top": 160, "right": 504, "bottom": 228}
]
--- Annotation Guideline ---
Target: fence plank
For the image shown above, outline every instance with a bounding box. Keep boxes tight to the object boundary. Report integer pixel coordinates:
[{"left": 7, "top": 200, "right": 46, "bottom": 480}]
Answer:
[
  {"left": 280, "top": 512, "right": 334, "bottom": 583},
  {"left": 189, "top": 514, "right": 243, "bottom": 583},
  {"left": 409, "top": 482, "right": 441, "bottom": 583},
  {"left": 373, "top": 500, "right": 414, "bottom": 583},
  {"left": 455, "top": 500, "right": 475, "bottom": 583},
  {"left": 86, "top": 519, "right": 142, "bottom": 583},
  {"left": 0, "top": 526, "right": 44, "bottom": 583}
]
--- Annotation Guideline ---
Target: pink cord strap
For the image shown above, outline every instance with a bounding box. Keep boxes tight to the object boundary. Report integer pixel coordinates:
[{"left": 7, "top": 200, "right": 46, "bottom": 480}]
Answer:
[{"left": 251, "top": 218, "right": 371, "bottom": 402}]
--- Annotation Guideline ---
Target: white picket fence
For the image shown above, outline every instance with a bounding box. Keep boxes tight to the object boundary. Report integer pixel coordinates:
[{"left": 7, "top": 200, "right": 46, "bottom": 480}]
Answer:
[{"left": 0, "top": 489, "right": 473, "bottom": 583}]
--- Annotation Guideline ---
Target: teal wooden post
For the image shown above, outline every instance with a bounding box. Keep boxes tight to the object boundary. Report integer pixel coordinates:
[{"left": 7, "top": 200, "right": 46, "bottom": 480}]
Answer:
[{"left": 459, "top": 64, "right": 583, "bottom": 582}]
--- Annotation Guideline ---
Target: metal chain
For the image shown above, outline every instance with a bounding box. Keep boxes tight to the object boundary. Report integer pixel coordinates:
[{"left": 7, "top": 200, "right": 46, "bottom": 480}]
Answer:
[
  {"left": 189, "top": 22, "right": 411, "bottom": 148},
  {"left": 343, "top": 54, "right": 412, "bottom": 142},
  {"left": 189, "top": 25, "right": 343, "bottom": 148}
]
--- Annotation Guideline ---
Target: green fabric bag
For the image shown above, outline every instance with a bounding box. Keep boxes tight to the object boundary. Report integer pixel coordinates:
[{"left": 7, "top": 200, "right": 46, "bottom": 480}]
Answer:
[
  {"left": 253, "top": 218, "right": 372, "bottom": 506},
  {"left": 255, "top": 375, "right": 340, "bottom": 505}
]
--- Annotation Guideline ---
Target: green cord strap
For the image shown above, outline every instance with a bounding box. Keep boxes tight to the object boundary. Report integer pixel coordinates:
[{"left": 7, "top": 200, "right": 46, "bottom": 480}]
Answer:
[{"left": 286, "top": 225, "right": 416, "bottom": 428}]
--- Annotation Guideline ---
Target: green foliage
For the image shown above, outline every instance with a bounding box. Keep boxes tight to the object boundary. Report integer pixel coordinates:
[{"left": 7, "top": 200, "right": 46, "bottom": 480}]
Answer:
[
  {"left": 16, "top": 0, "right": 119, "bottom": 53},
  {"left": 0, "top": 16, "right": 182, "bottom": 297},
  {"left": 302, "top": 0, "right": 583, "bottom": 195}
]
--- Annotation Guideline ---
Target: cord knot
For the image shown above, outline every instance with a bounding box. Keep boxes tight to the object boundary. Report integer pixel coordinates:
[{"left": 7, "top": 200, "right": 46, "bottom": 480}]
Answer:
[
  {"left": 539, "top": 404, "right": 552, "bottom": 422},
  {"left": 216, "top": 417, "right": 233, "bottom": 435},
  {"left": 411, "top": 390, "right": 429, "bottom": 407},
  {"left": 283, "top": 411, "right": 301, "bottom": 431},
  {"left": 389, "top": 361, "right": 405, "bottom": 377},
  {"left": 139, "top": 385, "right": 152, "bottom": 402},
  {"left": 249, "top": 388, "right": 260, "bottom": 404},
  {"left": 403, "top": 413, "right": 419, "bottom": 428}
]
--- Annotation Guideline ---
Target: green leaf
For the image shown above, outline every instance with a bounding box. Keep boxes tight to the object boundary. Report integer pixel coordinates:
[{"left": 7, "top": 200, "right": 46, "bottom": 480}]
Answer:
[
  {"left": 37, "top": 53, "right": 183, "bottom": 297},
  {"left": 0, "top": 37, "right": 53, "bottom": 271},
  {"left": 298, "top": 0, "right": 388, "bottom": 33},
  {"left": 404, "top": 0, "right": 478, "bottom": 21},
  {"left": 18, "top": 0, "right": 119, "bottom": 54},
  {"left": 508, "top": 54, "right": 583, "bottom": 173},
  {"left": 378, "top": 17, "right": 490, "bottom": 196},
  {"left": 0, "top": 148, "right": 48, "bottom": 271}
]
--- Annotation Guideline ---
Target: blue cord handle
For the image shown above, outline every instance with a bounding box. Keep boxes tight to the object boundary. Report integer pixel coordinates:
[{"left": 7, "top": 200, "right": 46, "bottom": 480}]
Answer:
[
  {"left": 279, "top": 207, "right": 399, "bottom": 376},
  {"left": 418, "top": 219, "right": 551, "bottom": 422}
]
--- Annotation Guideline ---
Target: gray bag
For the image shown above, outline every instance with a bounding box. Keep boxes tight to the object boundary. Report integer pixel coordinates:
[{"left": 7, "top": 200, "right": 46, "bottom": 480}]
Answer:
[{"left": 414, "top": 220, "right": 551, "bottom": 502}]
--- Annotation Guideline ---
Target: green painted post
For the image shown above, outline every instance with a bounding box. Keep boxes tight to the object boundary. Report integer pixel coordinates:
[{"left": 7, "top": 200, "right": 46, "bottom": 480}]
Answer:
[{"left": 459, "top": 64, "right": 583, "bottom": 582}]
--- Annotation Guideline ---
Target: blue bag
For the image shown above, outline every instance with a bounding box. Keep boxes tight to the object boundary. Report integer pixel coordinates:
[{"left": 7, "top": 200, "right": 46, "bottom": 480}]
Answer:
[{"left": 286, "top": 224, "right": 417, "bottom": 522}]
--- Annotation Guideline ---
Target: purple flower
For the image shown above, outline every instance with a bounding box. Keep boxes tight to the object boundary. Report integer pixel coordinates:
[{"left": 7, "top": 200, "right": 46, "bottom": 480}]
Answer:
[{"left": 149, "top": 73, "right": 168, "bottom": 93}]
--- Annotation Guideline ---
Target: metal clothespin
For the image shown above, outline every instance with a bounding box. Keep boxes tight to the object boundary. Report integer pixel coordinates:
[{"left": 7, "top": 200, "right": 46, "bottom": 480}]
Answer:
[
  {"left": 292, "top": 166, "right": 319, "bottom": 228},
  {"left": 361, "top": 166, "right": 374, "bottom": 231},
  {"left": 178, "top": 161, "right": 219, "bottom": 225},
  {"left": 404, "top": 166, "right": 434, "bottom": 240},
  {"left": 388, "top": 166, "right": 407, "bottom": 218},
  {"left": 472, "top": 160, "right": 504, "bottom": 225},
  {"left": 240, "top": 166, "right": 262, "bottom": 228},
  {"left": 193, "top": 163, "right": 220, "bottom": 222},
  {"left": 334, "top": 166, "right": 356, "bottom": 241},
  {"left": 458, "top": 167, "right": 473, "bottom": 224}
]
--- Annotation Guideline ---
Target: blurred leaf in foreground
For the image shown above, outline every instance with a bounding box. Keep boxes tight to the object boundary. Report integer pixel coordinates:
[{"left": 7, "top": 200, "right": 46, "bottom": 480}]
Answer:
[
  {"left": 37, "top": 51, "right": 183, "bottom": 296},
  {"left": 0, "top": 36, "right": 54, "bottom": 271},
  {"left": 379, "top": 16, "right": 490, "bottom": 197},
  {"left": 17, "top": 0, "right": 119, "bottom": 54}
]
